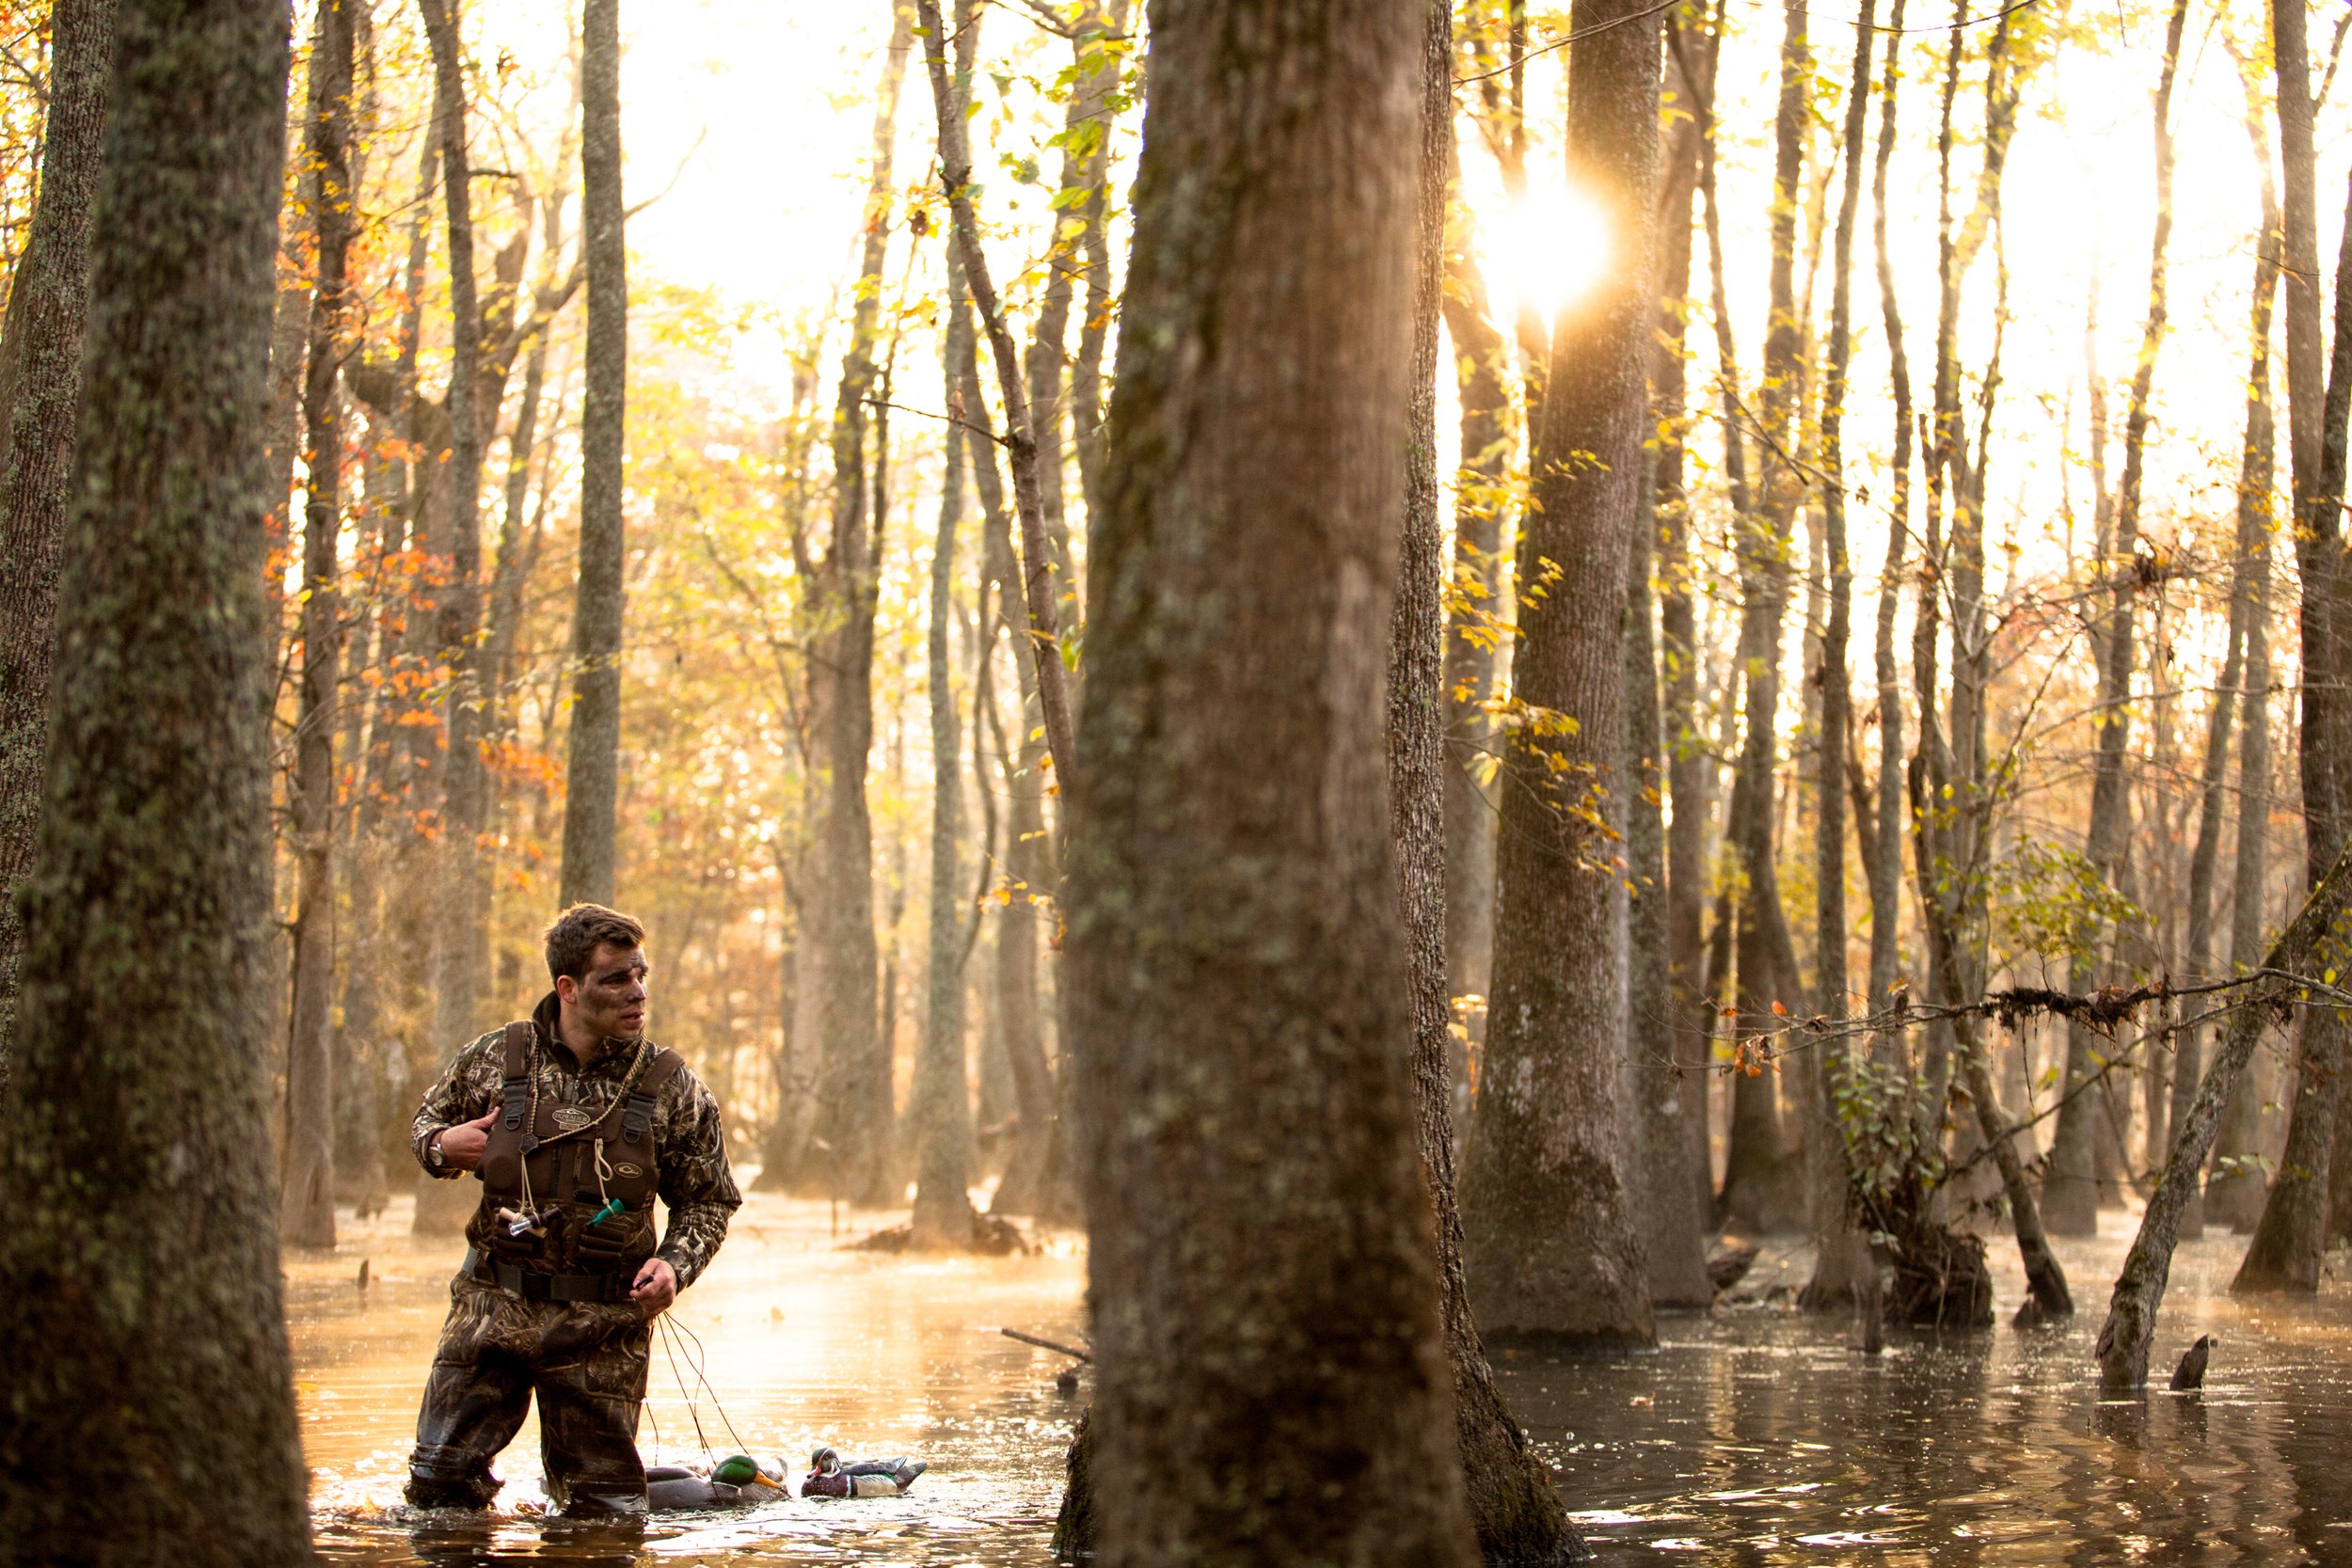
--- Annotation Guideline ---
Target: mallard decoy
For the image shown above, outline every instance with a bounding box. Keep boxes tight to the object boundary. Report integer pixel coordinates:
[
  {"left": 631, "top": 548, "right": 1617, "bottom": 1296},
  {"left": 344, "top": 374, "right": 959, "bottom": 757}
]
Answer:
[
  {"left": 801, "top": 1446, "right": 928, "bottom": 1498},
  {"left": 644, "top": 1454, "right": 789, "bottom": 1512}
]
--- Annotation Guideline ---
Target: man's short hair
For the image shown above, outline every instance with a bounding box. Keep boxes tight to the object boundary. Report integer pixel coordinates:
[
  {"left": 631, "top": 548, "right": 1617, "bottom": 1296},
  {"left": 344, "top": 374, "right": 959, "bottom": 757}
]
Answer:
[{"left": 544, "top": 903, "right": 646, "bottom": 983}]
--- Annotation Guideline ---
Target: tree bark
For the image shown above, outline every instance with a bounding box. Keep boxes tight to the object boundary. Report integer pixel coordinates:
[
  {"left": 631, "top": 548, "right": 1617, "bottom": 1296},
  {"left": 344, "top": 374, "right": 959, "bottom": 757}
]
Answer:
[
  {"left": 0, "top": 0, "right": 113, "bottom": 1084},
  {"left": 1656, "top": 8, "right": 1712, "bottom": 1139},
  {"left": 1069, "top": 5, "right": 1134, "bottom": 547},
  {"left": 2099, "top": 839, "right": 2352, "bottom": 1390},
  {"left": 1629, "top": 457, "right": 1714, "bottom": 1309},
  {"left": 418, "top": 0, "right": 492, "bottom": 1074},
  {"left": 1800, "top": 0, "right": 1877, "bottom": 1310},
  {"left": 966, "top": 360, "right": 1060, "bottom": 1223},
  {"left": 920, "top": 0, "right": 1079, "bottom": 804},
  {"left": 1865, "top": 0, "right": 1912, "bottom": 1054},
  {"left": 1022, "top": 0, "right": 1128, "bottom": 656},
  {"left": 2177, "top": 180, "right": 2280, "bottom": 1238},
  {"left": 913, "top": 21, "right": 981, "bottom": 1253},
  {"left": 2208, "top": 492, "right": 2274, "bottom": 1232},
  {"left": 1459, "top": 0, "right": 1660, "bottom": 1346},
  {"left": 282, "top": 0, "right": 358, "bottom": 1251},
  {"left": 1631, "top": 20, "right": 1713, "bottom": 1309},
  {"left": 2241, "top": 0, "right": 2352, "bottom": 1287},
  {"left": 788, "top": 1, "right": 909, "bottom": 1203},
  {"left": 560, "top": 0, "right": 627, "bottom": 908},
  {"left": 1714, "top": 0, "right": 1808, "bottom": 1237},
  {"left": 0, "top": 0, "right": 312, "bottom": 1555},
  {"left": 2049, "top": 0, "right": 2189, "bottom": 1236},
  {"left": 1400, "top": 12, "right": 1593, "bottom": 1552},
  {"left": 1064, "top": 2, "right": 1480, "bottom": 1561},
  {"left": 1438, "top": 185, "right": 1509, "bottom": 1007}
]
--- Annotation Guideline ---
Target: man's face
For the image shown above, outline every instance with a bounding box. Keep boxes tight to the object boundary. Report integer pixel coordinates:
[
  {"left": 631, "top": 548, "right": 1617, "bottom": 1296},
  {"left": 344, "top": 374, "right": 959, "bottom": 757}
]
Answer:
[{"left": 559, "top": 942, "right": 648, "bottom": 1041}]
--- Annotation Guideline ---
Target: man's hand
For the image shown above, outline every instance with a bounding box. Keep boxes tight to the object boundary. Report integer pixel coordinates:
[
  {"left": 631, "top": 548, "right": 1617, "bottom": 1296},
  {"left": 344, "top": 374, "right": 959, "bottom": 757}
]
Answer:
[
  {"left": 432, "top": 1109, "right": 499, "bottom": 1172},
  {"left": 630, "top": 1258, "right": 677, "bottom": 1320}
]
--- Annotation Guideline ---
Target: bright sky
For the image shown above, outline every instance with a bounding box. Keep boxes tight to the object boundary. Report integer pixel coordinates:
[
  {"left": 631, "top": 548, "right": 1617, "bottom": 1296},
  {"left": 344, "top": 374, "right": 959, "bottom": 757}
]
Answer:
[{"left": 479, "top": 0, "right": 2352, "bottom": 718}]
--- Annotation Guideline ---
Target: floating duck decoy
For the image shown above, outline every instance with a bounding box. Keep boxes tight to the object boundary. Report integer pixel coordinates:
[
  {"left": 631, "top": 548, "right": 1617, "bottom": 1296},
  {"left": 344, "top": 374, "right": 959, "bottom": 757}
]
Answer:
[
  {"left": 644, "top": 1453, "right": 789, "bottom": 1512},
  {"left": 801, "top": 1446, "right": 928, "bottom": 1498}
]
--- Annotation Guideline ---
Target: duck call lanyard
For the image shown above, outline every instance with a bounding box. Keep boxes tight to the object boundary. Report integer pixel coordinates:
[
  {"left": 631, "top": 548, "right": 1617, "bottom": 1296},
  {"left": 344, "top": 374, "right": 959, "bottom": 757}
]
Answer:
[{"left": 501, "top": 1033, "right": 657, "bottom": 1221}]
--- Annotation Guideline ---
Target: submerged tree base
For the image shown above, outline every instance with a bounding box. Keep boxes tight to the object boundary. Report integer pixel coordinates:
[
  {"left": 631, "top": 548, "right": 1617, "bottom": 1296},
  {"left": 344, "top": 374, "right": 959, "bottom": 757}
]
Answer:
[
  {"left": 1885, "top": 1227, "right": 1994, "bottom": 1329},
  {"left": 853, "top": 1211, "right": 1032, "bottom": 1256}
]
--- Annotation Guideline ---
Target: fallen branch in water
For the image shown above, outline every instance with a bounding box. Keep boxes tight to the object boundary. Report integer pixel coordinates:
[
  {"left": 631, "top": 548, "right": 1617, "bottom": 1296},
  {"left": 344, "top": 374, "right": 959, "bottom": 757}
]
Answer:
[{"left": 1001, "top": 1327, "right": 1091, "bottom": 1362}]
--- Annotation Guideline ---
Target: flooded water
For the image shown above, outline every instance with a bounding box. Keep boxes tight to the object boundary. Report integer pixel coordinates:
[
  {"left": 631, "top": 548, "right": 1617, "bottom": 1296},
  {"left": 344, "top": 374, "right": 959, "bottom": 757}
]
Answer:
[{"left": 294, "top": 1195, "right": 2351, "bottom": 1564}]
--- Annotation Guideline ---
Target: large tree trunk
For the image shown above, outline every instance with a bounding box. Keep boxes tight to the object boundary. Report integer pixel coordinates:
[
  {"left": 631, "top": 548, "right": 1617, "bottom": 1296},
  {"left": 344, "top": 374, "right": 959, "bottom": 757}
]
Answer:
[
  {"left": 0, "top": 0, "right": 311, "bottom": 1555},
  {"left": 0, "top": 0, "right": 113, "bottom": 1082},
  {"left": 1459, "top": 0, "right": 1660, "bottom": 1347},
  {"left": 1798, "top": 0, "right": 1877, "bottom": 1310},
  {"left": 795, "top": 1, "right": 910, "bottom": 1204},
  {"left": 281, "top": 0, "right": 358, "bottom": 1251},
  {"left": 560, "top": 0, "right": 628, "bottom": 908},
  {"left": 1063, "top": 0, "right": 1479, "bottom": 1560},
  {"left": 1397, "top": 8, "right": 1588, "bottom": 1557},
  {"left": 2240, "top": 0, "right": 2352, "bottom": 1290},
  {"left": 2049, "top": 0, "right": 2189, "bottom": 1236},
  {"left": 419, "top": 0, "right": 492, "bottom": 1074}
]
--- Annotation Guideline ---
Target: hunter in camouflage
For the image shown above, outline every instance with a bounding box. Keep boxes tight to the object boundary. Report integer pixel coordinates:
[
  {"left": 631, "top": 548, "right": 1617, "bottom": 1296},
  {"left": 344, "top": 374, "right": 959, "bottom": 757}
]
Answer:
[{"left": 403, "top": 904, "right": 741, "bottom": 1516}]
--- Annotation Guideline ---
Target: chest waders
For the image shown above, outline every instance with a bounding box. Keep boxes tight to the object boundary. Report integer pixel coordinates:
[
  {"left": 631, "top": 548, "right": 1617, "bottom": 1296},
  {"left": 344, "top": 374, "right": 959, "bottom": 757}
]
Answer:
[{"left": 468, "top": 1020, "right": 684, "bottom": 1304}]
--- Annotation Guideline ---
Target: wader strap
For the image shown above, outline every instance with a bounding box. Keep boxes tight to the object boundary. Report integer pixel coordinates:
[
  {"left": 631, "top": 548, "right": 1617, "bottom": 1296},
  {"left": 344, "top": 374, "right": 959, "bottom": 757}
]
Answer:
[
  {"left": 498, "top": 1021, "right": 533, "bottom": 1132},
  {"left": 463, "top": 1246, "right": 634, "bottom": 1305},
  {"left": 621, "top": 1049, "right": 685, "bottom": 1142}
]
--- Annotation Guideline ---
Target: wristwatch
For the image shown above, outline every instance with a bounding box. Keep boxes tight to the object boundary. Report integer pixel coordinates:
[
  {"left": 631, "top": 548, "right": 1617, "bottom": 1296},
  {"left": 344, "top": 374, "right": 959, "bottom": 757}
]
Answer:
[{"left": 427, "top": 1131, "right": 448, "bottom": 1169}]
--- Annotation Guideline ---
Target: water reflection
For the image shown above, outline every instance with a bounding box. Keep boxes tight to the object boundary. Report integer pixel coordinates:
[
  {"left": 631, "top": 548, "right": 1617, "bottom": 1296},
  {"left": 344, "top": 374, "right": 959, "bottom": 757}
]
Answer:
[
  {"left": 293, "top": 1196, "right": 2348, "bottom": 1564},
  {"left": 1528, "top": 1229, "right": 2352, "bottom": 1563}
]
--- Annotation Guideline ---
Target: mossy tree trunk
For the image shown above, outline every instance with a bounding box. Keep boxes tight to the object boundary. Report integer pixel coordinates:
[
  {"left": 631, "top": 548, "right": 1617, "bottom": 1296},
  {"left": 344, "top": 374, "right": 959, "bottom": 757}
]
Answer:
[
  {"left": 1402, "top": 4, "right": 1594, "bottom": 1557},
  {"left": 0, "top": 0, "right": 311, "bottom": 1557},
  {"left": 0, "top": 0, "right": 114, "bottom": 1085},
  {"left": 1458, "top": 0, "right": 1661, "bottom": 1346},
  {"left": 1060, "top": 0, "right": 1480, "bottom": 1560}
]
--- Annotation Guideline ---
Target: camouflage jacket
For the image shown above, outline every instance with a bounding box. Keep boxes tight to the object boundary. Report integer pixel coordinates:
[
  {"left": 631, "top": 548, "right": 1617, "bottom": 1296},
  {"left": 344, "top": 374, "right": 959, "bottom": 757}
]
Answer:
[{"left": 411, "top": 992, "right": 741, "bottom": 1291}]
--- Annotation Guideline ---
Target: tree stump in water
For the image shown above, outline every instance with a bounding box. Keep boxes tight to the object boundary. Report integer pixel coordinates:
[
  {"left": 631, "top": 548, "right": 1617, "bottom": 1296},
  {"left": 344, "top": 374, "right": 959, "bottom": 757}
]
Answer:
[{"left": 1885, "top": 1226, "right": 1994, "bottom": 1328}]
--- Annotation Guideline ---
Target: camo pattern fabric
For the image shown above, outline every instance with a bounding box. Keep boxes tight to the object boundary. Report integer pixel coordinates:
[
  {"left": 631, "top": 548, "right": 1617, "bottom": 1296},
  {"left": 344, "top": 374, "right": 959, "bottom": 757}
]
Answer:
[
  {"left": 407, "top": 1275, "right": 651, "bottom": 1512},
  {"left": 410, "top": 995, "right": 741, "bottom": 1290}
]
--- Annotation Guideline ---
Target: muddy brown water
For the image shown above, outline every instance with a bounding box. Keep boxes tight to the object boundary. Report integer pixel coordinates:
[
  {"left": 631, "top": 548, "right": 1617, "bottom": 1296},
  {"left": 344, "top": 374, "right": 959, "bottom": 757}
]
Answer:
[{"left": 294, "top": 1193, "right": 2350, "bottom": 1564}]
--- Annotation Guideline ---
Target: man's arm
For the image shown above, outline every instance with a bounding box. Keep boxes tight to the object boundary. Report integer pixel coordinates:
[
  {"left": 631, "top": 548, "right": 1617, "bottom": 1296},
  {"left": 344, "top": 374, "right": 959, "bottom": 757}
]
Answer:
[
  {"left": 650, "top": 1067, "right": 743, "bottom": 1291},
  {"left": 409, "top": 1029, "right": 504, "bottom": 1178}
]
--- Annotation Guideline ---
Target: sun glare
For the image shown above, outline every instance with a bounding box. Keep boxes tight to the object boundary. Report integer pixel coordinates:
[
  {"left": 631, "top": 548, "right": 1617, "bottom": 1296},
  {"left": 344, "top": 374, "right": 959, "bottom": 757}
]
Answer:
[{"left": 1478, "top": 185, "right": 1612, "bottom": 323}]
